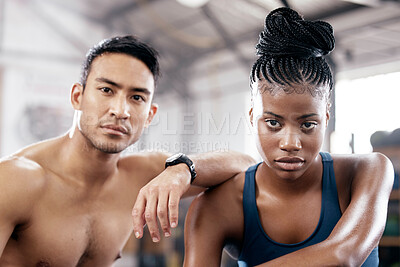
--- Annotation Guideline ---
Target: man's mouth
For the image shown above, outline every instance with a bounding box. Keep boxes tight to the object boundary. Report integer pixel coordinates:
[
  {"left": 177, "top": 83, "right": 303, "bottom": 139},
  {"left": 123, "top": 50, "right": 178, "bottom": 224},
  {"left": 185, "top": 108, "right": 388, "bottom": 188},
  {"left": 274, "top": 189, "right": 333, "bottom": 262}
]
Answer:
[{"left": 101, "top": 124, "right": 129, "bottom": 136}]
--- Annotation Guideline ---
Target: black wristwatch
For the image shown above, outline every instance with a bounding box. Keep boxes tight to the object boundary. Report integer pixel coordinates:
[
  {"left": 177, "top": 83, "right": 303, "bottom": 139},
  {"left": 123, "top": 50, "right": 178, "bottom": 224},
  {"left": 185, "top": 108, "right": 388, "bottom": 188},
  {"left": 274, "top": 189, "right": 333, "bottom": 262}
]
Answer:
[{"left": 165, "top": 153, "right": 197, "bottom": 184}]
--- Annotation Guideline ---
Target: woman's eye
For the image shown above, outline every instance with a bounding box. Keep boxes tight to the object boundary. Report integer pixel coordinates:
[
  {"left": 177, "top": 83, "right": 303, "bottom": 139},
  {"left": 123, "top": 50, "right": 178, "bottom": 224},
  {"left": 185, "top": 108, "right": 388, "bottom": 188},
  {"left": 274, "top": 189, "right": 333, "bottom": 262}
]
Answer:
[
  {"left": 301, "top": 122, "right": 317, "bottom": 130},
  {"left": 265, "top": 119, "right": 281, "bottom": 128}
]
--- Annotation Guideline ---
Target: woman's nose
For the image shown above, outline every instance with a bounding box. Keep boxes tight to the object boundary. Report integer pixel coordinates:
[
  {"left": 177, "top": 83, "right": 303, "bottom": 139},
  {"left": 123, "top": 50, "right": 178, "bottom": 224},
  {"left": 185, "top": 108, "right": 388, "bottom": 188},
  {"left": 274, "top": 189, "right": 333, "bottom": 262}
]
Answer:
[{"left": 279, "top": 132, "right": 302, "bottom": 152}]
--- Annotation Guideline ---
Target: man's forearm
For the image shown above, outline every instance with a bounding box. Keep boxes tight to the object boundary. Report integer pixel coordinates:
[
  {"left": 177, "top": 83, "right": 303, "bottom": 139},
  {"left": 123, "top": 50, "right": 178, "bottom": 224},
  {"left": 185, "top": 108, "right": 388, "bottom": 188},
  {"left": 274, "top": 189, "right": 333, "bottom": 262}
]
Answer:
[
  {"left": 189, "top": 151, "right": 255, "bottom": 187},
  {"left": 132, "top": 150, "right": 255, "bottom": 241}
]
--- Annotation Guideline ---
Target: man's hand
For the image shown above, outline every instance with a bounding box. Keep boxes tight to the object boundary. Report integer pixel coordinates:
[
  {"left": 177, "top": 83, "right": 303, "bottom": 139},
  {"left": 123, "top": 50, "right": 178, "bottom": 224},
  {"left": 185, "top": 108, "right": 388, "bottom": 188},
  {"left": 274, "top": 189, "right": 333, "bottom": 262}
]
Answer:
[
  {"left": 132, "top": 164, "right": 191, "bottom": 242},
  {"left": 132, "top": 150, "right": 255, "bottom": 242}
]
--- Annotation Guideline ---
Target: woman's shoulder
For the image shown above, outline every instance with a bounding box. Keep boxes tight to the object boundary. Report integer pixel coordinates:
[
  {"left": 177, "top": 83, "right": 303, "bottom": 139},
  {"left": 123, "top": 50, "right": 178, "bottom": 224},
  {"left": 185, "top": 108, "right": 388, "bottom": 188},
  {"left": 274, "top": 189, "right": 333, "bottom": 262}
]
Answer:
[
  {"left": 330, "top": 152, "right": 393, "bottom": 210},
  {"left": 189, "top": 169, "right": 248, "bottom": 227},
  {"left": 199, "top": 170, "right": 247, "bottom": 203},
  {"left": 331, "top": 152, "right": 391, "bottom": 173},
  {"left": 187, "top": 170, "right": 247, "bottom": 249},
  {"left": 188, "top": 163, "right": 260, "bottom": 229},
  {"left": 201, "top": 162, "right": 260, "bottom": 208}
]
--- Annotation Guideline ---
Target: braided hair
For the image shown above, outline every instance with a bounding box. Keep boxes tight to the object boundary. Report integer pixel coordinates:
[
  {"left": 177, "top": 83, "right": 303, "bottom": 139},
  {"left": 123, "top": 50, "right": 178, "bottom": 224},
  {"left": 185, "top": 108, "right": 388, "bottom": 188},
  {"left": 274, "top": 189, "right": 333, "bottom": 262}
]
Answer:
[{"left": 251, "top": 7, "right": 335, "bottom": 98}]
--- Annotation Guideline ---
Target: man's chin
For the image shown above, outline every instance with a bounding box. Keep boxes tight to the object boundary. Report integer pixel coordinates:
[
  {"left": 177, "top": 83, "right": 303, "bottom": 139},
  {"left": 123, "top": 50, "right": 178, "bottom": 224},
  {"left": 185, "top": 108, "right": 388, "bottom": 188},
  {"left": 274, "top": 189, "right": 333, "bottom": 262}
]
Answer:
[
  {"left": 98, "top": 148, "right": 124, "bottom": 154},
  {"left": 94, "top": 142, "right": 130, "bottom": 154}
]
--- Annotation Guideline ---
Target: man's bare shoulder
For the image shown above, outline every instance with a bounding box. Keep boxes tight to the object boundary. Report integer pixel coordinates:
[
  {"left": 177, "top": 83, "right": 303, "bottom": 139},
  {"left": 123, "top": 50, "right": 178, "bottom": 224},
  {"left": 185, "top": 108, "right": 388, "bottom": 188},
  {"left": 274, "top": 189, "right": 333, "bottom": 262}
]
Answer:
[
  {"left": 0, "top": 155, "right": 48, "bottom": 222},
  {"left": 0, "top": 137, "right": 63, "bottom": 195},
  {"left": 0, "top": 154, "right": 47, "bottom": 191}
]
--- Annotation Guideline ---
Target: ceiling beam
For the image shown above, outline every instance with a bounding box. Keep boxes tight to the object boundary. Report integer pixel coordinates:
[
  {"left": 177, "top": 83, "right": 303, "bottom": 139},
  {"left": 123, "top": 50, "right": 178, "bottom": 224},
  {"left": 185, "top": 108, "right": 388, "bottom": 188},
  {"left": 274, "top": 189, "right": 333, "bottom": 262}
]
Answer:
[
  {"left": 280, "top": 0, "right": 290, "bottom": 8},
  {"left": 201, "top": 4, "right": 253, "bottom": 70},
  {"left": 339, "top": 46, "right": 400, "bottom": 69},
  {"left": 0, "top": 49, "right": 82, "bottom": 65},
  {"left": 103, "top": 0, "right": 161, "bottom": 22},
  {"left": 335, "top": 14, "right": 400, "bottom": 36},
  {"left": 30, "top": 1, "right": 88, "bottom": 54},
  {"left": 43, "top": 0, "right": 163, "bottom": 30},
  {"left": 160, "top": 27, "right": 260, "bottom": 90},
  {"left": 307, "top": 3, "right": 368, "bottom": 20},
  {"left": 41, "top": 0, "right": 102, "bottom": 24}
]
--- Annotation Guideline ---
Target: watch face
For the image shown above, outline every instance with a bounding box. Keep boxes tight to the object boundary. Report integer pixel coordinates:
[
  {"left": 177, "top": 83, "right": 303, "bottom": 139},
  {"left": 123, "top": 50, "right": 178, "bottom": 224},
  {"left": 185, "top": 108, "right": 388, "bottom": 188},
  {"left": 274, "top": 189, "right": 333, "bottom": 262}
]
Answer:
[{"left": 167, "top": 153, "right": 183, "bottom": 162}]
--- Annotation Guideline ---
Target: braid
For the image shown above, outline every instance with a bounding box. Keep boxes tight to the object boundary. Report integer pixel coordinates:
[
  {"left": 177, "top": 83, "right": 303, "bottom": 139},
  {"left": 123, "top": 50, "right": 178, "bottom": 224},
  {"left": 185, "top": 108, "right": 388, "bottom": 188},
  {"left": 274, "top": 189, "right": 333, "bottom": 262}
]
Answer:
[
  {"left": 312, "top": 59, "right": 322, "bottom": 85},
  {"left": 288, "top": 58, "right": 302, "bottom": 83},
  {"left": 260, "top": 58, "right": 272, "bottom": 84},
  {"left": 275, "top": 58, "right": 288, "bottom": 85},
  {"left": 250, "top": 7, "right": 335, "bottom": 96},
  {"left": 301, "top": 58, "right": 312, "bottom": 80}
]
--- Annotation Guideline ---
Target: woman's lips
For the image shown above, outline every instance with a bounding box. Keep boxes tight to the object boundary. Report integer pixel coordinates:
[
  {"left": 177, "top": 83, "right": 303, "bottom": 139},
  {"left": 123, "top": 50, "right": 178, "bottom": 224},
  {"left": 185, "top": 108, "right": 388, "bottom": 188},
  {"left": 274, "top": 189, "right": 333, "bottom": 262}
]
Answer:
[{"left": 274, "top": 157, "right": 305, "bottom": 171}]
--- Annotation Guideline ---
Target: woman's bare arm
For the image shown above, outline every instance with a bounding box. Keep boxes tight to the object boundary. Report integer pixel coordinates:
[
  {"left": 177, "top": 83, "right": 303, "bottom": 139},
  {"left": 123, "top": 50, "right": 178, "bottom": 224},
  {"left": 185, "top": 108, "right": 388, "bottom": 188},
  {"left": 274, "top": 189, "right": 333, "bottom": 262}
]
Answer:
[{"left": 184, "top": 174, "right": 245, "bottom": 267}]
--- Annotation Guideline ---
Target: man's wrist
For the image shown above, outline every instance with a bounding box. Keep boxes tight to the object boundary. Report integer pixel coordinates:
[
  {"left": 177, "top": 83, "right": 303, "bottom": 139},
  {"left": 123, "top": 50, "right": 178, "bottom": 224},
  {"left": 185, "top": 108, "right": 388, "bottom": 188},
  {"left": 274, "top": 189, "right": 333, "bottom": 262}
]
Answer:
[
  {"left": 165, "top": 163, "right": 192, "bottom": 186},
  {"left": 165, "top": 153, "right": 197, "bottom": 184}
]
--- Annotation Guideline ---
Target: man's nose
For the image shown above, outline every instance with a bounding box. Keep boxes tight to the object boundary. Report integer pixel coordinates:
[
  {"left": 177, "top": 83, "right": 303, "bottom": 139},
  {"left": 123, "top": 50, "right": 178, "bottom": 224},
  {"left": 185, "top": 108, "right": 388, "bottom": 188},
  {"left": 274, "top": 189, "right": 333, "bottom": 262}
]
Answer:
[
  {"left": 109, "top": 96, "right": 130, "bottom": 119},
  {"left": 279, "top": 131, "right": 302, "bottom": 152}
]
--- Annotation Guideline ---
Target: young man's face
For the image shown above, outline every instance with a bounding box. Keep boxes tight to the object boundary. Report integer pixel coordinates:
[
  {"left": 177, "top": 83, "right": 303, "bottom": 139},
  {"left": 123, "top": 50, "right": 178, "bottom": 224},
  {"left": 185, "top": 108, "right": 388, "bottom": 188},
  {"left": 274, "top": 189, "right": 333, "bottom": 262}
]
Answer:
[{"left": 71, "top": 53, "right": 157, "bottom": 153}]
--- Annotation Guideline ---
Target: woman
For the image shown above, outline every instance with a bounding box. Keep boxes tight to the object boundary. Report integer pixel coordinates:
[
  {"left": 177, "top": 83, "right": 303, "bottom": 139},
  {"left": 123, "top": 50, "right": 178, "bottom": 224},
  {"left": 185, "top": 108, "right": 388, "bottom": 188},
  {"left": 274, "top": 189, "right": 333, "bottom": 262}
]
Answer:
[{"left": 184, "top": 7, "right": 394, "bottom": 267}]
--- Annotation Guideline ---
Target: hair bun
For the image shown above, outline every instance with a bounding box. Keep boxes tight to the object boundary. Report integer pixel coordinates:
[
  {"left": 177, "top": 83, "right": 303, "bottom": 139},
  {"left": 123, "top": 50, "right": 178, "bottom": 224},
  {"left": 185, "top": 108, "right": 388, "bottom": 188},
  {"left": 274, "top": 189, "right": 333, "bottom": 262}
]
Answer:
[{"left": 256, "top": 7, "right": 335, "bottom": 58}]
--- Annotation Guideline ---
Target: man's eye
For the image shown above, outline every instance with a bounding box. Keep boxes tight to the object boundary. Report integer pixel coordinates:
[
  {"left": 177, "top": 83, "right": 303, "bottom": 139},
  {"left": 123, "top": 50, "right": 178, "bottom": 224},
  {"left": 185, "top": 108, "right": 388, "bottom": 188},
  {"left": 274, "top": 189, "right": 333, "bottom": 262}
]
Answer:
[
  {"left": 132, "top": 95, "right": 144, "bottom": 102},
  {"left": 100, "top": 87, "right": 112, "bottom": 94},
  {"left": 265, "top": 119, "right": 281, "bottom": 128}
]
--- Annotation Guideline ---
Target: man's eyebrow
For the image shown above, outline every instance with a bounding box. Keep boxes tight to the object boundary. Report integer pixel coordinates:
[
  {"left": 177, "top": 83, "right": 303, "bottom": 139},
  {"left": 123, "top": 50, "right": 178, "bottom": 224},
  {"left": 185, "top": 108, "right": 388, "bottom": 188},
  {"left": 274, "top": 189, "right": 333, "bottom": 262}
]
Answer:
[
  {"left": 131, "top": 88, "right": 152, "bottom": 95},
  {"left": 95, "top": 77, "right": 122, "bottom": 88},
  {"left": 95, "top": 77, "right": 151, "bottom": 95},
  {"left": 264, "top": 111, "right": 283, "bottom": 119}
]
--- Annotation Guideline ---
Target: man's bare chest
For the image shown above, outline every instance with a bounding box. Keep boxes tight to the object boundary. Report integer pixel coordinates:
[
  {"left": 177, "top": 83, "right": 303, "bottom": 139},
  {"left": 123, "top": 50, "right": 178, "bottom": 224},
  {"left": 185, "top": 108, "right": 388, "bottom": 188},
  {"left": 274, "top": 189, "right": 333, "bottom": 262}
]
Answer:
[{"left": 5, "top": 180, "right": 138, "bottom": 266}]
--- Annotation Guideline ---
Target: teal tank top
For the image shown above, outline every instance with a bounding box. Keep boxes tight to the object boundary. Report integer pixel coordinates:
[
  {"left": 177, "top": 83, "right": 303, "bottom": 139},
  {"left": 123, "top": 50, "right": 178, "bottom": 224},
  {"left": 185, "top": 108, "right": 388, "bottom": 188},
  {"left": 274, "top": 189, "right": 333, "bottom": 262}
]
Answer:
[{"left": 238, "top": 152, "right": 378, "bottom": 266}]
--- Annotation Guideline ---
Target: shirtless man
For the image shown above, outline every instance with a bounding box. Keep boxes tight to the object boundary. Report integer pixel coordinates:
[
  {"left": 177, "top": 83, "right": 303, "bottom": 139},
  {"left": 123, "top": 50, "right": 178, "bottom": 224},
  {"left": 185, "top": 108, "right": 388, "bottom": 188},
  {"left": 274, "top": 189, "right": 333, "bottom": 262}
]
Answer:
[{"left": 0, "top": 36, "right": 254, "bottom": 266}]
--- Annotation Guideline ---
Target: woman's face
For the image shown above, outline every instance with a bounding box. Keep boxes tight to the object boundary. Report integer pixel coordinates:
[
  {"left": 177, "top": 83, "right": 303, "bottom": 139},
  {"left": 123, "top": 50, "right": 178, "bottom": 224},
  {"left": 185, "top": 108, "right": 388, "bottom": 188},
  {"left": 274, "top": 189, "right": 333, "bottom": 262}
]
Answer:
[{"left": 250, "top": 80, "right": 330, "bottom": 181}]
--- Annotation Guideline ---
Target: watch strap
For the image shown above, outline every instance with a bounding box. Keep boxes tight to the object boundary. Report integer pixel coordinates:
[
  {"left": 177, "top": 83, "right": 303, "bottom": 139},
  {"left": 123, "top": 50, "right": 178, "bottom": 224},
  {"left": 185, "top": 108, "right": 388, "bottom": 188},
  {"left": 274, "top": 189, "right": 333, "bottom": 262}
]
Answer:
[{"left": 165, "top": 153, "right": 197, "bottom": 184}]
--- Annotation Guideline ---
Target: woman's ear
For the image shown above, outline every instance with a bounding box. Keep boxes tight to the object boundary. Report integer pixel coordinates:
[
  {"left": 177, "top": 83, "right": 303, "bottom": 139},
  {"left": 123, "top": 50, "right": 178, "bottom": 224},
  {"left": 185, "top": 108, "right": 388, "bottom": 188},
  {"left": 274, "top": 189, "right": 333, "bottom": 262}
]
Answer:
[
  {"left": 326, "top": 110, "right": 330, "bottom": 128},
  {"left": 325, "top": 102, "right": 331, "bottom": 128},
  {"left": 249, "top": 107, "right": 254, "bottom": 127},
  {"left": 71, "top": 83, "right": 84, "bottom": 110}
]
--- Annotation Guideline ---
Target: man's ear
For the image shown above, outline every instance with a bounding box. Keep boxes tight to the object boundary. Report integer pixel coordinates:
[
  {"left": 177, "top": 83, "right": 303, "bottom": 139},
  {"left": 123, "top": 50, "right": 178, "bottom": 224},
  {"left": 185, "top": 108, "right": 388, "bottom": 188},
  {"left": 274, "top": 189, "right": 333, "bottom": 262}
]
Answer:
[
  {"left": 144, "top": 103, "right": 158, "bottom": 128},
  {"left": 71, "top": 83, "right": 84, "bottom": 110}
]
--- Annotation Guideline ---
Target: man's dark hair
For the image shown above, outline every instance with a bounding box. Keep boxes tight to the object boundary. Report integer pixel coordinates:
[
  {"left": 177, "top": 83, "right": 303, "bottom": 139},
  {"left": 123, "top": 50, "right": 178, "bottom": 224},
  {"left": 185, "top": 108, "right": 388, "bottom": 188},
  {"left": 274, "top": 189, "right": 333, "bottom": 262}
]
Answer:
[
  {"left": 80, "top": 35, "right": 160, "bottom": 88},
  {"left": 251, "top": 7, "right": 335, "bottom": 95}
]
